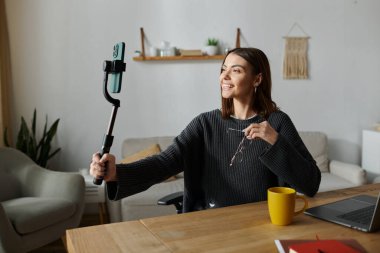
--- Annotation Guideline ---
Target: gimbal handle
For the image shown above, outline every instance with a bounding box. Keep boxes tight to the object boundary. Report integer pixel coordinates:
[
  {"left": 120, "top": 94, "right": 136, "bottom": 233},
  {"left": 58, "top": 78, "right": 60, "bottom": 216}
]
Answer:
[{"left": 93, "top": 60, "right": 125, "bottom": 185}]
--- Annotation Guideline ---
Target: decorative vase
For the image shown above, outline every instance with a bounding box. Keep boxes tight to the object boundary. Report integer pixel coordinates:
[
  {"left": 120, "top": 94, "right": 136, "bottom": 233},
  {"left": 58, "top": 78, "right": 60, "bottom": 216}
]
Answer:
[{"left": 203, "top": 46, "right": 218, "bottom": 56}]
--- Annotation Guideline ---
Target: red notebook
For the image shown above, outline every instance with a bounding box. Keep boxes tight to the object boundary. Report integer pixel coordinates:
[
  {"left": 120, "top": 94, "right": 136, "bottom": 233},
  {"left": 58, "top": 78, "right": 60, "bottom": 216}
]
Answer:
[{"left": 274, "top": 239, "right": 367, "bottom": 253}]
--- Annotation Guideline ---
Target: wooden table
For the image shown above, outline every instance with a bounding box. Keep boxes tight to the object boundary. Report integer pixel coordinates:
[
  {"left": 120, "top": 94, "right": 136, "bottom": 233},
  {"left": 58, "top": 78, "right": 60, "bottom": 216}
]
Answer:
[{"left": 67, "top": 183, "right": 380, "bottom": 252}]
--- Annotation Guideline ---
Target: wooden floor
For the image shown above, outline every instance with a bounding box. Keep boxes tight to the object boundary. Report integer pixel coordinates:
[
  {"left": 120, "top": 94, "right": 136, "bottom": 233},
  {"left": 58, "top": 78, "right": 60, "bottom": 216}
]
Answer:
[{"left": 30, "top": 214, "right": 102, "bottom": 253}]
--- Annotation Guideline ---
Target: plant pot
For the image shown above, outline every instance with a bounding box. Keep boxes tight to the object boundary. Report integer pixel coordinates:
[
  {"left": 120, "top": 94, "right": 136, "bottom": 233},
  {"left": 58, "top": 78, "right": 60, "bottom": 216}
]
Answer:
[{"left": 203, "top": 45, "right": 218, "bottom": 56}]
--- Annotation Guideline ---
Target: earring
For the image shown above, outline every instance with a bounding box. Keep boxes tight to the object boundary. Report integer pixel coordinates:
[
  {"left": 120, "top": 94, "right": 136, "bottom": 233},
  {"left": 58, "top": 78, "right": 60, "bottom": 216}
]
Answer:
[{"left": 254, "top": 82, "right": 261, "bottom": 93}]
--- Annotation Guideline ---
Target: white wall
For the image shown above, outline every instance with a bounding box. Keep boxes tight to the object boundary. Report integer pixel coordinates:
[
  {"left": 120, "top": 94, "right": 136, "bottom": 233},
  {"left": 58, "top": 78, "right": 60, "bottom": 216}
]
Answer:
[{"left": 5, "top": 0, "right": 380, "bottom": 171}]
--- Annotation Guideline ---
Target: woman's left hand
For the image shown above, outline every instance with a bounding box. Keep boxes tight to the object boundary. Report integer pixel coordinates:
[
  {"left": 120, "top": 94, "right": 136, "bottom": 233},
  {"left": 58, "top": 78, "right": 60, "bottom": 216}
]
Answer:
[{"left": 244, "top": 121, "right": 278, "bottom": 145}]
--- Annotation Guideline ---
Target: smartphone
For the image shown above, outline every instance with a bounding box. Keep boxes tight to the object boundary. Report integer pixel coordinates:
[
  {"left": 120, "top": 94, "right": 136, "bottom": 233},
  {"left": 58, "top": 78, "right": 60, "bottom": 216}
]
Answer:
[{"left": 109, "top": 42, "right": 125, "bottom": 93}]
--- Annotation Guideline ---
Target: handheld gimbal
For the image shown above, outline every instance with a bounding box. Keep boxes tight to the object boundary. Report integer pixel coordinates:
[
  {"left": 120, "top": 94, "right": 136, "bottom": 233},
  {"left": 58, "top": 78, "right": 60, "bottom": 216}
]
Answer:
[{"left": 93, "top": 44, "right": 126, "bottom": 185}]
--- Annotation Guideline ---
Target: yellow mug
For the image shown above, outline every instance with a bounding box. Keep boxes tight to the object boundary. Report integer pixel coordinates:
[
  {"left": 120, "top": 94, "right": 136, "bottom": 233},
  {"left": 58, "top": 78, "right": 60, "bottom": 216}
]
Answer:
[{"left": 267, "top": 187, "right": 308, "bottom": 226}]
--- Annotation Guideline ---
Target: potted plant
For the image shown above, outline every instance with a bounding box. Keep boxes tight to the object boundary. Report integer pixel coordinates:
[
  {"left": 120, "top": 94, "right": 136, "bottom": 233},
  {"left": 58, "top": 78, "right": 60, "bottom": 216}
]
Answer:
[
  {"left": 3, "top": 109, "right": 61, "bottom": 168},
  {"left": 203, "top": 38, "right": 219, "bottom": 56}
]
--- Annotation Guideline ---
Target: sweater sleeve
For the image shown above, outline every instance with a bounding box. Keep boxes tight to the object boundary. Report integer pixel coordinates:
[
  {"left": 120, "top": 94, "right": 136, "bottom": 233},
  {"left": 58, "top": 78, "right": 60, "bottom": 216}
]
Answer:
[
  {"left": 107, "top": 115, "right": 204, "bottom": 201},
  {"left": 106, "top": 145, "right": 183, "bottom": 201},
  {"left": 259, "top": 113, "right": 321, "bottom": 197}
]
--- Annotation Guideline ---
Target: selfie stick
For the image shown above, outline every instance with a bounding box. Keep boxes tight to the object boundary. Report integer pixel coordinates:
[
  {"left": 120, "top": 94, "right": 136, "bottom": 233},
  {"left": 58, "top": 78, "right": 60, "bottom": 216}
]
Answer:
[{"left": 93, "top": 60, "right": 126, "bottom": 185}]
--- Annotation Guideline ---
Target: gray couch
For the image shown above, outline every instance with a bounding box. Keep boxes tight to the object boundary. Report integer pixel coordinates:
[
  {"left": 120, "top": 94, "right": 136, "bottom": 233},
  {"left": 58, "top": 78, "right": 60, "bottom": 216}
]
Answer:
[{"left": 107, "top": 131, "right": 367, "bottom": 223}]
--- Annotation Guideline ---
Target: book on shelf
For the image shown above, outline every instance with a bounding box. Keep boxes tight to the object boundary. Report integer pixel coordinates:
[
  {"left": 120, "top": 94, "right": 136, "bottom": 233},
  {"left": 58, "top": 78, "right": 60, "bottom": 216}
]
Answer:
[
  {"left": 179, "top": 49, "right": 203, "bottom": 56},
  {"left": 274, "top": 239, "right": 367, "bottom": 253}
]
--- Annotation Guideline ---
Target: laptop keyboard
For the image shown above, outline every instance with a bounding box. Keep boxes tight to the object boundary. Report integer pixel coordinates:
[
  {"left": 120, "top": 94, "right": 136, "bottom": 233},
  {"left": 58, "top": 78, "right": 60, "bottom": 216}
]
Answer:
[{"left": 338, "top": 205, "right": 375, "bottom": 225}]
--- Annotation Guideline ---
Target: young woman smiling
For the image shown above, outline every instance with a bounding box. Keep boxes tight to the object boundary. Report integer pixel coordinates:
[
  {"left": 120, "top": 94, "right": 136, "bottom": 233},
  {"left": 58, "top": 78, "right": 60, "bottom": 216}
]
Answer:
[{"left": 90, "top": 48, "right": 321, "bottom": 213}]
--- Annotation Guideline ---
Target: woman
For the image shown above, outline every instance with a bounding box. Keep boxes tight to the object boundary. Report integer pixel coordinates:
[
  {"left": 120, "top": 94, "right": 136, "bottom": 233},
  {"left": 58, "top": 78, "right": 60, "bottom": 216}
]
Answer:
[{"left": 90, "top": 48, "right": 321, "bottom": 212}]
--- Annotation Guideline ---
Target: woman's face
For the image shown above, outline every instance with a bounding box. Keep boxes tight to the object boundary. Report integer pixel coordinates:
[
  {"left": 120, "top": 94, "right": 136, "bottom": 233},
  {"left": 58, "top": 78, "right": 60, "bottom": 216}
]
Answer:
[{"left": 219, "top": 53, "right": 256, "bottom": 102}]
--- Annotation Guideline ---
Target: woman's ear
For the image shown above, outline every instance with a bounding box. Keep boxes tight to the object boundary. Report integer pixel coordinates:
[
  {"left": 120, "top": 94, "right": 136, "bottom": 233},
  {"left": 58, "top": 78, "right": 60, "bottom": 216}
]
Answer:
[{"left": 253, "top": 73, "right": 263, "bottom": 87}]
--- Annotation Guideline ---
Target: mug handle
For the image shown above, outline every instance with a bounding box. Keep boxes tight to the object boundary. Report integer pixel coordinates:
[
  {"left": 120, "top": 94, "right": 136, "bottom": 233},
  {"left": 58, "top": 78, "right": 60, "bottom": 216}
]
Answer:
[{"left": 294, "top": 195, "right": 308, "bottom": 216}]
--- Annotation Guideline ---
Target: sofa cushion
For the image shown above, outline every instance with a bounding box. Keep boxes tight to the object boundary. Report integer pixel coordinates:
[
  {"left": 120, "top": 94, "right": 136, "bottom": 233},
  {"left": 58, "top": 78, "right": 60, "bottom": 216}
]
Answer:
[
  {"left": 319, "top": 172, "right": 355, "bottom": 192},
  {"left": 121, "top": 137, "right": 174, "bottom": 157},
  {"left": 299, "top": 131, "right": 329, "bottom": 172},
  {"left": 120, "top": 144, "right": 161, "bottom": 164},
  {"left": 1, "top": 197, "right": 75, "bottom": 234}
]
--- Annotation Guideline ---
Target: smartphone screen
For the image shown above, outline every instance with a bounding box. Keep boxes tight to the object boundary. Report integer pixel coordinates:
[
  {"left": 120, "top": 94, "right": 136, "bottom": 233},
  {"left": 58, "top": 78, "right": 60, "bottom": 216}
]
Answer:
[{"left": 109, "top": 42, "right": 125, "bottom": 93}]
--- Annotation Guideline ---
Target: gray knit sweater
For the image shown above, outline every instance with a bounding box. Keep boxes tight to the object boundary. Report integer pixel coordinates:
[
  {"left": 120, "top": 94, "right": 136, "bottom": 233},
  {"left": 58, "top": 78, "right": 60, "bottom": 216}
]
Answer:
[{"left": 107, "top": 109, "right": 321, "bottom": 212}]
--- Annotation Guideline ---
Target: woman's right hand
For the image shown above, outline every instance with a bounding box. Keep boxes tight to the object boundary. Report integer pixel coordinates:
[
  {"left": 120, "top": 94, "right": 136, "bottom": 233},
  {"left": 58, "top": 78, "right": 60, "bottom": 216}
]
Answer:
[{"left": 90, "top": 153, "right": 117, "bottom": 182}]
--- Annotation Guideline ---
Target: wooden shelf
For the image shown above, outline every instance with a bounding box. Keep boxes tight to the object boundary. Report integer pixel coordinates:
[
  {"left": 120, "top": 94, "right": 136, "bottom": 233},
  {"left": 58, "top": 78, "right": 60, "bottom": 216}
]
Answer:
[
  {"left": 133, "top": 55, "right": 225, "bottom": 61},
  {"left": 133, "top": 27, "right": 241, "bottom": 62}
]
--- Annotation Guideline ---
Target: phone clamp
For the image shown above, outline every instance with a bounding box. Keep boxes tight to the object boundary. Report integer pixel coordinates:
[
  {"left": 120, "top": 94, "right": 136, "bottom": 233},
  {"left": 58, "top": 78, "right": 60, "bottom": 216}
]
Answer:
[{"left": 102, "top": 60, "right": 125, "bottom": 107}]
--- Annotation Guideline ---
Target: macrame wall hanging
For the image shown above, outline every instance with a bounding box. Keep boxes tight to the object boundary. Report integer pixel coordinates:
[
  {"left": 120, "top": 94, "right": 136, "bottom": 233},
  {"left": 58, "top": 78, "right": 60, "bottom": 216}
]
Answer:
[{"left": 283, "top": 23, "right": 310, "bottom": 79}]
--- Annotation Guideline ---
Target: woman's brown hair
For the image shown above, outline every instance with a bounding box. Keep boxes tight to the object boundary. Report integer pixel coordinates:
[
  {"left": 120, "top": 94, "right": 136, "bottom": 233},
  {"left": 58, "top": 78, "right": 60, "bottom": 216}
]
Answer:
[{"left": 221, "top": 48, "right": 278, "bottom": 119}]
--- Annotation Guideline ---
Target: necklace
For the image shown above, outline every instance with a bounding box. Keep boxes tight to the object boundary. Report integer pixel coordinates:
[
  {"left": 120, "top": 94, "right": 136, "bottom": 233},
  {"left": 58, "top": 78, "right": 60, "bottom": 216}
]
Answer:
[{"left": 230, "top": 113, "right": 257, "bottom": 120}]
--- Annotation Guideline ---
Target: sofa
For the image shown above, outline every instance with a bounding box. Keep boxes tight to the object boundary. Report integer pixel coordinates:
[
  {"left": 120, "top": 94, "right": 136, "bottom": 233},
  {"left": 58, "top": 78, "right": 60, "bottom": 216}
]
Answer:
[{"left": 107, "top": 131, "right": 367, "bottom": 223}]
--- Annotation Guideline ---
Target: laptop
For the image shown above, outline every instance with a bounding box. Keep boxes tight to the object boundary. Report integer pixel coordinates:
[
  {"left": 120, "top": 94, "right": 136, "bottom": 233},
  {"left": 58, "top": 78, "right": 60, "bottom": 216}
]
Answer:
[{"left": 304, "top": 193, "right": 380, "bottom": 232}]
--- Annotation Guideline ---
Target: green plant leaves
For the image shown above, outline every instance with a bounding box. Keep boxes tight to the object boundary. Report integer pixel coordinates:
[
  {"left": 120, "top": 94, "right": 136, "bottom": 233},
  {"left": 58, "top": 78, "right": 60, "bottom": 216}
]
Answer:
[
  {"left": 4, "top": 109, "right": 61, "bottom": 168},
  {"left": 207, "top": 38, "right": 218, "bottom": 46}
]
